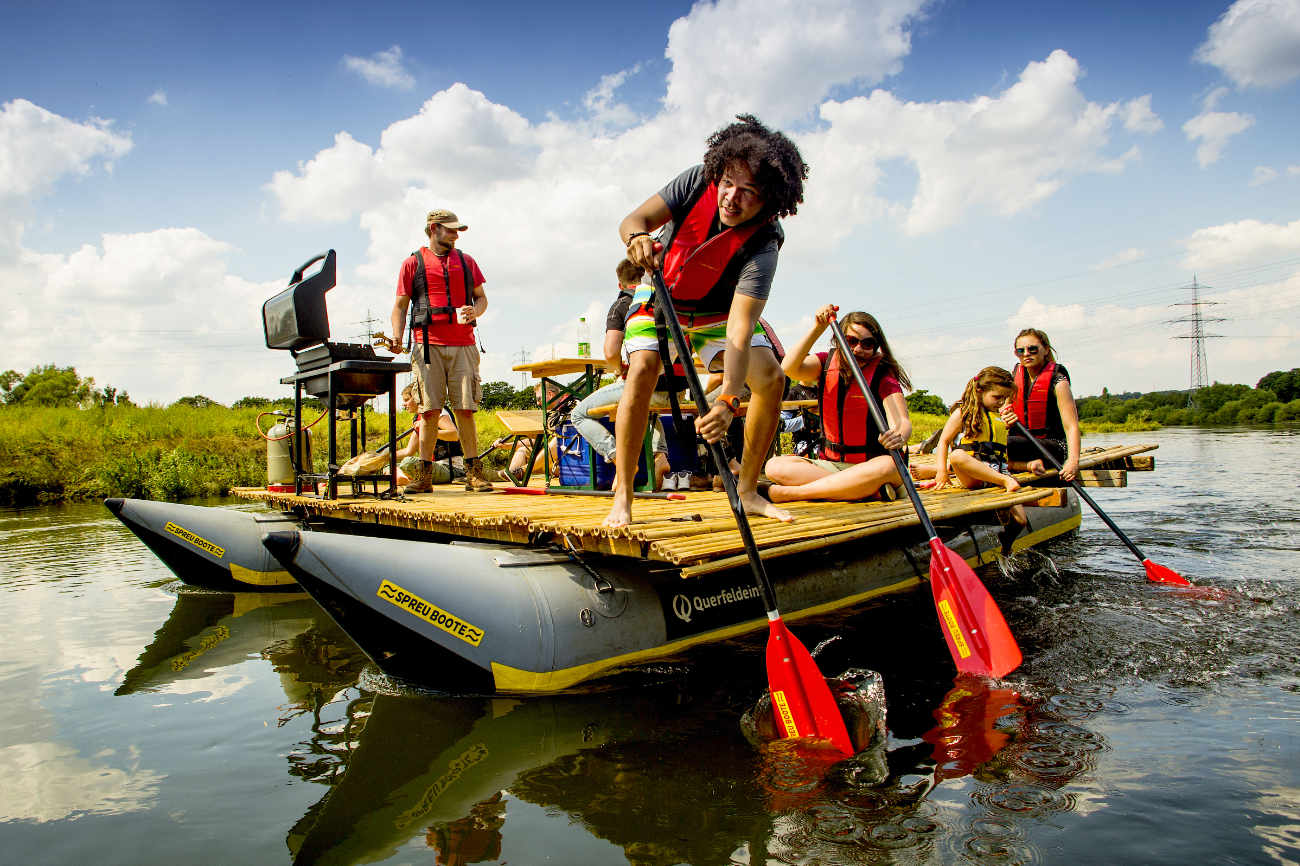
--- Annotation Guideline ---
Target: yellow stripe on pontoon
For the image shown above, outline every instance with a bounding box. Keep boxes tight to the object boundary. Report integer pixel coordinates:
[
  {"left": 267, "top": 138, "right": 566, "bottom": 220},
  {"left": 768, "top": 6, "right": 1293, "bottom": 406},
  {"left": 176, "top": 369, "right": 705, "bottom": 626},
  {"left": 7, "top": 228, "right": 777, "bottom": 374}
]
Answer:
[{"left": 228, "top": 563, "right": 296, "bottom": 587}]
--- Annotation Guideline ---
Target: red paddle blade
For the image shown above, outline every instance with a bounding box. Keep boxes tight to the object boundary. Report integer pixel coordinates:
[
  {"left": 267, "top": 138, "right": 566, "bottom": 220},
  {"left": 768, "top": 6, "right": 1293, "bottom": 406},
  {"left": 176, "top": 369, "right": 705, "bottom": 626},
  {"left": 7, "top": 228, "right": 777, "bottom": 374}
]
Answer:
[
  {"left": 929, "top": 538, "right": 1022, "bottom": 678},
  {"left": 1142, "top": 558, "right": 1191, "bottom": 586},
  {"left": 765, "top": 617, "right": 854, "bottom": 755}
]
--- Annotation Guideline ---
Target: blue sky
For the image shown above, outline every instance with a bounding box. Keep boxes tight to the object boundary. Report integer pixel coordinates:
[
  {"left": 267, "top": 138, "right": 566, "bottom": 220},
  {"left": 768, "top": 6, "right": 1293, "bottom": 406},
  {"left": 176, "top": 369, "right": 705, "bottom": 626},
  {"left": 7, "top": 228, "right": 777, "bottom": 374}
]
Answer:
[{"left": 2, "top": 0, "right": 1298, "bottom": 405}]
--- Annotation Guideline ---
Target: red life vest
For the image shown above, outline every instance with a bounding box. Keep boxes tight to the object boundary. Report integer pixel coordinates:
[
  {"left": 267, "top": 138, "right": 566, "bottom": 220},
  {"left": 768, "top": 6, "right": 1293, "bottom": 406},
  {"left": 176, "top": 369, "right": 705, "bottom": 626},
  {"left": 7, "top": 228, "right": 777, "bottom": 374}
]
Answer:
[
  {"left": 409, "top": 248, "right": 472, "bottom": 327},
  {"left": 1013, "top": 361, "right": 1057, "bottom": 436},
  {"left": 819, "top": 352, "right": 888, "bottom": 463},
  {"left": 661, "top": 182, "right": 766, "bottom": 313}
]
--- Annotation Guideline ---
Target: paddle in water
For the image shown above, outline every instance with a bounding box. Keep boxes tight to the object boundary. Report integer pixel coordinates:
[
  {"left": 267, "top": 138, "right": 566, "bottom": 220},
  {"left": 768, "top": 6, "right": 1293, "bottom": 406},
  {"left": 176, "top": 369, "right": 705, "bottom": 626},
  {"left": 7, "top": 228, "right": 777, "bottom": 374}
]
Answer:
[
  {"left": 651, "top": 269, "right": 853, "bottom": 754},
  {"left": 827, "top": 318, "right": 1023, "bottom": 678},
  {"left": 1008, "top": 420, "right": 1191, "bottom": 586}
]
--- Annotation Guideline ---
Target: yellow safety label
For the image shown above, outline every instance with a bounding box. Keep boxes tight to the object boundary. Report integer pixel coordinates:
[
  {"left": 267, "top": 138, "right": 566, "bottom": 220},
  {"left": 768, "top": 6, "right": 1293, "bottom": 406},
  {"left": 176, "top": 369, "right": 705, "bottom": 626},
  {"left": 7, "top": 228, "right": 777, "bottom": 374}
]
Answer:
[
  {"left": 377, "top": 580, "right": 484, "bottom": 646},
  {"left": 164, "top": 521, "right": 225, "bottom": 559},
  {"left": 938, "top": 599, "right": 971, "bottom": 658},
  {"left": 772, "top": 690, "right": 800, "bottom": 738}
]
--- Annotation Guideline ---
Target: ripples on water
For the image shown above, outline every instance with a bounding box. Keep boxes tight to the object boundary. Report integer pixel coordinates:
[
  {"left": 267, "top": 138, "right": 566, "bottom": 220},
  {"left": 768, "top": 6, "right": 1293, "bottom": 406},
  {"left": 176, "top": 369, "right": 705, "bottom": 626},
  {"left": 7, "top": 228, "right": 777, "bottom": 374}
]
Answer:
[{"left": 1, "top": 429, "right": 1297, "bottom": 864}]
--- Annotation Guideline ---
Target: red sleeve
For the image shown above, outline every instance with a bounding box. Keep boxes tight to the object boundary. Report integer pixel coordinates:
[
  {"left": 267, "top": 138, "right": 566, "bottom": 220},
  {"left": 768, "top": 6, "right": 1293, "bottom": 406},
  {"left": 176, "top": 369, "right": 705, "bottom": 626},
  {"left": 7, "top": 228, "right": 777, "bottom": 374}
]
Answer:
[
  {"left": 878, "top": 373, "right": 903, "bottom": 400},
  {"left": 396, "top": 254, "right": 417, "bottom": 298},
  {"left": 464, "top": 253, "right": 486, "bottom": 288}
]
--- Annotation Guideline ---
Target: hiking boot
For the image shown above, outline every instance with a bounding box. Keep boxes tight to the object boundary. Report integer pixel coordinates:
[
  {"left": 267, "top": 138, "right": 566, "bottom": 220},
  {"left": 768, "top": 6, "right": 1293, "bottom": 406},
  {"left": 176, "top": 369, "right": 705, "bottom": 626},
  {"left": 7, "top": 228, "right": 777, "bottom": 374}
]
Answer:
[
  {"left": 464, "top": 457, "right": 495, "bottom": 492},
  {"left": 403, "top": 460, "right": 433, "bottom": 494}
]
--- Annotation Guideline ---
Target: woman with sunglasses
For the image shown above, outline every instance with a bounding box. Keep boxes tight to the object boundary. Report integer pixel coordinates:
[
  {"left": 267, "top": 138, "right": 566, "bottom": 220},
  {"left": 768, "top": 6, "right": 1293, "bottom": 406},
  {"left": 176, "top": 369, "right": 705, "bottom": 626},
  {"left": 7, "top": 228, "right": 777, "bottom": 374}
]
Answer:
[
  {"left": 761, "top": 306, "right": 912, "bottom": 503},
  {"left": 1000, "top": 328, "right": 1080, "bottom": 482}
]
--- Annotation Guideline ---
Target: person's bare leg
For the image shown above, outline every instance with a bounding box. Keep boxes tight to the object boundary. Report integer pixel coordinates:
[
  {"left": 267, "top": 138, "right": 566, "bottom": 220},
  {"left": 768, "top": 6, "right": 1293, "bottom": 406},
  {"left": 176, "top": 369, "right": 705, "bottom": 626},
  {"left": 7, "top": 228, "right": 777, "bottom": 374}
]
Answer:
[
  {"left": 602, "top": 351, "right": 660, "bottom": 528},
  {"left": 453, "top": 409, "right": 478, "bottom": 458},
  {"left": 735, "top": 349, "right": 792, "bottom": 521},
  {"left": 765, "top": 454, "right": 834, "bottom": 485},
  {"left": 949, "top": 450, "right": 1012, "bottom": 489},
  {"left": 418, "top": 411, "right": 437, "bottom": 461},
  {"left": 766, "top": 454, "right": 900, "bottom": 503}
]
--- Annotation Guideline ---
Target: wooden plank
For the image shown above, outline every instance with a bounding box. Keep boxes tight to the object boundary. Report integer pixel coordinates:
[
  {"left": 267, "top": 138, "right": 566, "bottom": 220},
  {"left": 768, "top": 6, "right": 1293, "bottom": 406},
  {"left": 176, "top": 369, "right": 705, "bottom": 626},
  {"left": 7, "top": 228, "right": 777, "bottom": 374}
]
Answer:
[
  {"left": 1034, "top": 488, "right": 1069, "bottom": 507},
  {"left": 1078, "top": 469, "right": 1127, "bottom": 487},
  {"left": 230, "top": 440, "right": 1155, "bottom": 569},
  {"left": 511, "top": 357, "right": 605, "bottom": 378},
  {"left": 495, "top": 410, "right": 544, "bottom": 435}
]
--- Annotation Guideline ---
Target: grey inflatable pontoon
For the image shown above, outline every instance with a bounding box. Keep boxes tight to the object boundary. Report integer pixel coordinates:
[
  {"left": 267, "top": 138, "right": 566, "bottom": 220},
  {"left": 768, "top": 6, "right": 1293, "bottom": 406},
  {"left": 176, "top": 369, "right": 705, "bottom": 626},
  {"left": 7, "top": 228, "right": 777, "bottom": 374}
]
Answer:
[{"left": 260, "top": 490, "right": 1077, "bottom": 693}]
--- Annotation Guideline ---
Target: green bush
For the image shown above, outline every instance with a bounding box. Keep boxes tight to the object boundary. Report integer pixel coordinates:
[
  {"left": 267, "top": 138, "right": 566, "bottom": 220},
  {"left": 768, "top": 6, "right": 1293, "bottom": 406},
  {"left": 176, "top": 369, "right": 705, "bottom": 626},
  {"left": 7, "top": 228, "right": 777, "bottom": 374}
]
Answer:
[
  {"left": 1254, "top": 402, "right": 1285, "bottom": 424},
  {"left": 1277, "top": 400, "right": 1300, "bottom": 423}
]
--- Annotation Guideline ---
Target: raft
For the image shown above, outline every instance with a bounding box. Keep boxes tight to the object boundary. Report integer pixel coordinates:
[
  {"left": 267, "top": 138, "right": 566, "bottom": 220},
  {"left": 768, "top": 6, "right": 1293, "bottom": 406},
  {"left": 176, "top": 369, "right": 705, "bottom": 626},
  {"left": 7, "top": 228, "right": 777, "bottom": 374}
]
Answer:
[{"left": 106, "top": 443, "right": 1157, "bottom": 693}]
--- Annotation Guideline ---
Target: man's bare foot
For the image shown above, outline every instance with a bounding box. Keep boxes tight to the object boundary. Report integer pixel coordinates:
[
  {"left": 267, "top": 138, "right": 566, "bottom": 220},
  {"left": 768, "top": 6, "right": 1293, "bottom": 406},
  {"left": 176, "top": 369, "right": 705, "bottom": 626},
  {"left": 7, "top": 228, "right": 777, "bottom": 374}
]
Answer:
[
  {"left": 1027, "top": 459, "right": 1047, "bottom": 476},
  {"left": 739, "top": 490, "right": 794, "bottom": 522},
  {"left": 602, "top": 492, "right": 633, "bottom": 528}
]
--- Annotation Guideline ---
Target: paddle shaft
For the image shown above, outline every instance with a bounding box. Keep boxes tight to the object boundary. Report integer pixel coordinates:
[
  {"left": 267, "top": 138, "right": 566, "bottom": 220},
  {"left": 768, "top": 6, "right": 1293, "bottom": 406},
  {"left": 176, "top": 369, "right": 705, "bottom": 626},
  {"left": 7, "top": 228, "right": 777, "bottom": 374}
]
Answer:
[
  {"left": 826, "top": 320, "right": 937, "bottom": 539},
  {"left": 375, "top": 425, "right": 415, "bottom": 456},
  {"left": 649, "top": 271, "right": 779, "bottom": 614},
  {"left": 1010, "top": 420, "right": 1147, "bottom": 562}
]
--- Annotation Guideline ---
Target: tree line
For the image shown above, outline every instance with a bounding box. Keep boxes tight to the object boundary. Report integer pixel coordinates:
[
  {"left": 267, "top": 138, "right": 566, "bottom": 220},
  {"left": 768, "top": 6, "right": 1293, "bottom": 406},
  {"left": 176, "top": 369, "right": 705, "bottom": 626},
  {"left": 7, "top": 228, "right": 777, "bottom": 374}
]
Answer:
[
  {"left": 1076, "top": 368, "right": 1300, "bottom": 426},
  {"left": 5, "top": 363, "right": 1297, "bottom": 427}
]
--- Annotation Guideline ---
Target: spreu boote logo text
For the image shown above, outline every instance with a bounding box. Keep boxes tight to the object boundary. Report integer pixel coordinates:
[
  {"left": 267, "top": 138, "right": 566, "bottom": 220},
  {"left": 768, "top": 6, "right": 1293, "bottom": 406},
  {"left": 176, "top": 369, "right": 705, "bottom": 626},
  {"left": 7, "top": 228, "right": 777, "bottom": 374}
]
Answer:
[{"left": 671, "top": 585, "right": 761, "bottom": 622}]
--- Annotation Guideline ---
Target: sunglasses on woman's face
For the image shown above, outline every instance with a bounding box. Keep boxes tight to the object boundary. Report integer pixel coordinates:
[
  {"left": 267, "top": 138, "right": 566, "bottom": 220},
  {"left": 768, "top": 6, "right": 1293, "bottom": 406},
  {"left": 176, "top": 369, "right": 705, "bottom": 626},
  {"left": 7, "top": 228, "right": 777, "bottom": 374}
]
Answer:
[
  {"left": 1015, "top": 345, "right": 1042, "bottom": 356},
  {"left": 846, "top": 335, "right": 878, "bottom": 352}
]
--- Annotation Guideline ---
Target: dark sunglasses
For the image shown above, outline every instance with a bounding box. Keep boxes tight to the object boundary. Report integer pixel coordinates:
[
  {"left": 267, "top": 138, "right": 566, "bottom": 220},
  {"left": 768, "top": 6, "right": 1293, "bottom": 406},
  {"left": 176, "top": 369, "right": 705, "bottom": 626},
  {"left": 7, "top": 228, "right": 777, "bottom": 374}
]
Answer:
[
  {"left": 1014, "top": 345, "right": 1042, "bottom": 356},
  {"left": 845, "top": 336, "right": 878, "bottom": 351}
]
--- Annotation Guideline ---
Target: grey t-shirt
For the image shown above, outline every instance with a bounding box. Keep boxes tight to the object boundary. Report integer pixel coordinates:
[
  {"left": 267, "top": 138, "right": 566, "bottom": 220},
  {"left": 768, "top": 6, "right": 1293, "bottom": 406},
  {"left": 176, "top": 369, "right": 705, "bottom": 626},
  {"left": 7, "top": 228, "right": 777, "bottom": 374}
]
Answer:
[{"left": 657, "top": 165, "right": 782, "bottom": 301}]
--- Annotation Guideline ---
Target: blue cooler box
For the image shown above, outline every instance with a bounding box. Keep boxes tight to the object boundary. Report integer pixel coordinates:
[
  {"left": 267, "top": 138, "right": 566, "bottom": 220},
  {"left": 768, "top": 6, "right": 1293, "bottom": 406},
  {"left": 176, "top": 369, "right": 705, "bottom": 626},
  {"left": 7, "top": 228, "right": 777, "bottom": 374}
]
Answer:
[{"left": 556, "top": 420, "right": 646, "bottom": 489}]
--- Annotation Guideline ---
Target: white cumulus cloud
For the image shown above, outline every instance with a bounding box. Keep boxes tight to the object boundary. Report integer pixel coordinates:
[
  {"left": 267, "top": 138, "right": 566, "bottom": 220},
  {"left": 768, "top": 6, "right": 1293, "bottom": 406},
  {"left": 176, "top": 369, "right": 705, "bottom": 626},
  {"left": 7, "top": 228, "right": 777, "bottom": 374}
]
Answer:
[
  {"left": 1121, "top": 94, "right": 1163, "bottom": 133},
  {"left": 342, "top": 45, "right": 415, "bottom": 90},
  {"left": 148, "top": 89, "right": 167, "bottom": 106},
  {"left": 0, "top": 98, "right": 132, "bottom": 201},
  {"left": 1195, "top": 0, "right": 1300, "bottom": 88},
  {"left": 1183, "top": 88, "right": 1255, "bottom": 168},
  {"left": 1182, "top": 217, "right": 1300, "bottom": 270},
  {"left": 663, "top": 0, "right": 930, "bottom": 126},
  {"left": 805, "top": 50, "right": 1140, "bottom": 237}
]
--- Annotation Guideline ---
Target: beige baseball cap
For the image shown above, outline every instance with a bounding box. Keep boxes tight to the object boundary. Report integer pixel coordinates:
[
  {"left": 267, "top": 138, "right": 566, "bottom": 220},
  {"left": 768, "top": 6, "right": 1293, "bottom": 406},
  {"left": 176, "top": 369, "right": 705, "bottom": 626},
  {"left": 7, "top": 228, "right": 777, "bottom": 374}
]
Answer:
[{"left": 425, "top": 209, "right": 468, "bottom": 231}]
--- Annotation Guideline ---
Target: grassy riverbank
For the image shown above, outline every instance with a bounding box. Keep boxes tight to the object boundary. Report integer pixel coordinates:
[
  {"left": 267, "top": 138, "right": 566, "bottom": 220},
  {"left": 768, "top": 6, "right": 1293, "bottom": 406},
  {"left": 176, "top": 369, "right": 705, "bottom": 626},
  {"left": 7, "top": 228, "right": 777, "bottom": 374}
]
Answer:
[
  {"left": 0, "top": 403, "right": 1144, "bottom": 505},
  {"left": 0, "top": 404, "right": 517, "bottom": 505}
]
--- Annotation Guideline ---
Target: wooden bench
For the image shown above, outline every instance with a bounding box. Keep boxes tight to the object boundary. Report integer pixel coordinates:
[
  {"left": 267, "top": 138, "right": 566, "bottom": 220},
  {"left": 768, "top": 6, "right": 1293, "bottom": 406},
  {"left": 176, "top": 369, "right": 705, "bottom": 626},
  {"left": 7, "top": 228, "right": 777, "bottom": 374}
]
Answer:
[{"left": 493, "top": 410, "right": 546, "bottom": 485}]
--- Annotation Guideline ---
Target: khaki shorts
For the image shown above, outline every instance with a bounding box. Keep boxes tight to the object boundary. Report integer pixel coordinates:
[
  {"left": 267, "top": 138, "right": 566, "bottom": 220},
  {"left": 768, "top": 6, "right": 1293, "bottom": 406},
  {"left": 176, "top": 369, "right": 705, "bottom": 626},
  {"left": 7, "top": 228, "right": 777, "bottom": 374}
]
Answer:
[{"left": 411, "top": 343, "right": 481, "bottom": 412}]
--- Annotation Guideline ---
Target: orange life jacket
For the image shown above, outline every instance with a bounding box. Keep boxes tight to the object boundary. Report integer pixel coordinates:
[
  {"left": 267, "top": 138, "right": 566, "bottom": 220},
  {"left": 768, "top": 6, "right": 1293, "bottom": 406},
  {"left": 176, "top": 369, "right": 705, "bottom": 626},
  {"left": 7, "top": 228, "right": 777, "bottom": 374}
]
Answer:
[
  {"left": 660, "top": 181, "right": 774, "bottom": 314},
  {"left": 819, "top": 352, "right": 888, "bottom": 463},
  {"left": 1012, "top": 361, "right": 1057, "bottom": 437}
]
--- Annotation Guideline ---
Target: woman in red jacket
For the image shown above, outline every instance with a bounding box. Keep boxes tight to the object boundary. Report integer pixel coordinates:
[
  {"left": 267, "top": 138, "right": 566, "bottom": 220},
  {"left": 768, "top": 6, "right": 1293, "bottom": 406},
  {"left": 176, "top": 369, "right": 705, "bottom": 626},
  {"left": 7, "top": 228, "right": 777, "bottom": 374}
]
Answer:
[{"left": 999, "top": 328, "right": 1081, "bottom": 482}]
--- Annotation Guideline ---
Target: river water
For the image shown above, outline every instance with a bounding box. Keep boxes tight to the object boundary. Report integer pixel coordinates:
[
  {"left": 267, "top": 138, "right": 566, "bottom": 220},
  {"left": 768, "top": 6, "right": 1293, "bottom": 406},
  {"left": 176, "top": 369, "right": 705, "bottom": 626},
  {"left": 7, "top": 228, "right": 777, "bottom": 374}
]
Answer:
[{"left": 1, "top": 427, "right": 1296, "bottom": 865}]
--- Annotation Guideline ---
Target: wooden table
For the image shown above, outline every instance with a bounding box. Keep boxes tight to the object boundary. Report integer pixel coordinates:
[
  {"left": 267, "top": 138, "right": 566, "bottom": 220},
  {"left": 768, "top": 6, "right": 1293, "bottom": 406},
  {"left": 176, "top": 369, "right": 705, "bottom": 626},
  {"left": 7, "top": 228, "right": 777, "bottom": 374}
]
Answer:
[{"left": 511, "top": 358, "right": 607, "bottom": 487}]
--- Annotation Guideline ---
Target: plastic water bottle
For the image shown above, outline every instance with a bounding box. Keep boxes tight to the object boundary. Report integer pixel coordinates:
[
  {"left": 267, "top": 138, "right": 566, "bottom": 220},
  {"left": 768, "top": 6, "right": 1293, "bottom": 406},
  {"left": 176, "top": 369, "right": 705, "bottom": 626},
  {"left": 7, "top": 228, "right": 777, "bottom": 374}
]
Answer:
[{"left": 577, "top": 316, "right": 590, "bottom": 358}]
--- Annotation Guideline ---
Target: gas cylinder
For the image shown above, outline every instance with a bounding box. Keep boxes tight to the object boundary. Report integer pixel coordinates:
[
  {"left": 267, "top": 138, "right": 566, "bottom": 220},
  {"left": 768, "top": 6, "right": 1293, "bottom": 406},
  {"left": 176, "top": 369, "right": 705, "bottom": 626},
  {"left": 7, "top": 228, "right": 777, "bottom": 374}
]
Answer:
[{"left": 266, "top": 416, "right": 312, "bottom": 485}]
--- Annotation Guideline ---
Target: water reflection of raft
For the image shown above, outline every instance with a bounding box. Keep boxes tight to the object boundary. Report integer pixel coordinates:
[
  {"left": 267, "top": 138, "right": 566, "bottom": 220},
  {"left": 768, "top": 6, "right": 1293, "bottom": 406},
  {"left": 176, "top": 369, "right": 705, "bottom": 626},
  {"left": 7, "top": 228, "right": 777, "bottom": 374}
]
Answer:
[
  {"left": 115, "top": 589, "right": 366, "bottom": 703},
  {"left": 107, "top": 443, "right": 1157, "bottom": 693},
  {"left": 287, "top": 692, "right": 680, "bottom": 866}
]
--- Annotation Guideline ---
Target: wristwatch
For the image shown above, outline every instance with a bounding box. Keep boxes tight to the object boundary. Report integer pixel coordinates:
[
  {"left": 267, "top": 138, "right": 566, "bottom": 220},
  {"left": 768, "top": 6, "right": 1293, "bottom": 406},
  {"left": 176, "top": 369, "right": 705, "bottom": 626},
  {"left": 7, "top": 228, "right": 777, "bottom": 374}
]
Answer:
[{"left": 717, "top": 394, "right": 741, "bottom": 414}]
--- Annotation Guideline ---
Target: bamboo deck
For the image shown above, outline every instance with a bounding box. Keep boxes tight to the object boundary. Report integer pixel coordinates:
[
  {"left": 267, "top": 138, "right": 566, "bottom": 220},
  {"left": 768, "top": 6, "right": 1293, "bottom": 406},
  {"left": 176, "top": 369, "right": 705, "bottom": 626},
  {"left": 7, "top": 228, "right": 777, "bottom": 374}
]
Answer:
[{"left": 233, "top": 442, "right": 1156, "bottom": 574}]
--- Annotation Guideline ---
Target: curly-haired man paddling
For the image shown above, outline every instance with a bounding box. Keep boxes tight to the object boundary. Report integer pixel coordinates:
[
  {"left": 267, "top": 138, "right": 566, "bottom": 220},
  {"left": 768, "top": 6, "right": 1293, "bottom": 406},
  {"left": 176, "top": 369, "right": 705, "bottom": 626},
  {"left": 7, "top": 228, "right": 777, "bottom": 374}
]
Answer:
[{"left": 605, "top": 114, "right": 808, "bottom": 527}]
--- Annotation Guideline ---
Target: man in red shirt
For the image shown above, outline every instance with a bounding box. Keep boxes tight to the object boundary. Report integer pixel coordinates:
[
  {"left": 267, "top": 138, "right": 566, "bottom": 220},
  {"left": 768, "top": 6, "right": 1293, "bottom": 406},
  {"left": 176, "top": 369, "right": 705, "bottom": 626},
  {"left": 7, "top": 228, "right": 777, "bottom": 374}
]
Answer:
[{"left": 386, "top": 209, "right": 493, "bottom": 493}]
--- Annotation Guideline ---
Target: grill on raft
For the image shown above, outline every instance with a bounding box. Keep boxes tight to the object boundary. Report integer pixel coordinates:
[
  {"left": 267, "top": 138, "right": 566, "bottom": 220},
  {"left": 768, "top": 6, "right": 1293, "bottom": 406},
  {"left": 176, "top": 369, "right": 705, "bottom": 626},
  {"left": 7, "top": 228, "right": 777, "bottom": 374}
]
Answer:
[{"left": 262, "top": 250, "right": 410, "bottom": 498}]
